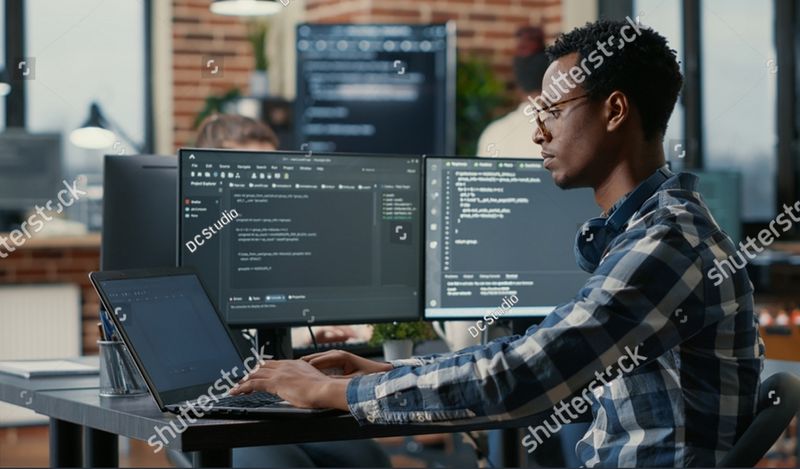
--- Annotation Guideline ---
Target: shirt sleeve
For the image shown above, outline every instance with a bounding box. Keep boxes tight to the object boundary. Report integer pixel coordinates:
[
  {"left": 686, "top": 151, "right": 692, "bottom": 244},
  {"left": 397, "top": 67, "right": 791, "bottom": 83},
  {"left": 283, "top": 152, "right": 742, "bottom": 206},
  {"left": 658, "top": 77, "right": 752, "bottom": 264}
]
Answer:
[
  {"left": 389, "top": 331, "right": 536, "bottom": 368},
  {"left": 346, "top": 223, "right": 733, "bottom": 426}
]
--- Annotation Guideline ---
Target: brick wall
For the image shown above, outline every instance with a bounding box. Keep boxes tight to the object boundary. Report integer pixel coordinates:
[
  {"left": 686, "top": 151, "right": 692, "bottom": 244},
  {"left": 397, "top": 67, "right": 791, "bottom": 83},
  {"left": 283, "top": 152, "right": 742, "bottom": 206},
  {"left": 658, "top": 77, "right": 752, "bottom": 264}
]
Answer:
[
  {"left": 304, "top": 0, "right": 562, "bottom": 98},
  {"left": 0, "top": 238, "right": 101, "bottom": 355},
  {"left": 171, "top": 0, "right": 562, "bottom": 149},
  {"left": 172, "top": 0, "right": 256, "bottom": 148}
]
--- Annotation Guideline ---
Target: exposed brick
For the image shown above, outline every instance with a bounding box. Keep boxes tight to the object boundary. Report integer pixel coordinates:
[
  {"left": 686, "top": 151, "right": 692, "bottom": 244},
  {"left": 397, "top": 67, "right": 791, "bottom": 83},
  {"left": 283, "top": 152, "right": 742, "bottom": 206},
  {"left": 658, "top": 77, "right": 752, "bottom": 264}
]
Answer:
[{"left": 169, "top": 0, "right": 563, "bottom": 149}]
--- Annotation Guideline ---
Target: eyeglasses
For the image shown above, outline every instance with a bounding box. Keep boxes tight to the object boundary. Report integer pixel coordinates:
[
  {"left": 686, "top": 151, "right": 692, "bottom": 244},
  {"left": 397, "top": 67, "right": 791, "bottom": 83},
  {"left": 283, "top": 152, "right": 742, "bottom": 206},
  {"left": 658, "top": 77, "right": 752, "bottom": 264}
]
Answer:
[{"left": 533, "top": 94, "right": 589, "bottom": 138}]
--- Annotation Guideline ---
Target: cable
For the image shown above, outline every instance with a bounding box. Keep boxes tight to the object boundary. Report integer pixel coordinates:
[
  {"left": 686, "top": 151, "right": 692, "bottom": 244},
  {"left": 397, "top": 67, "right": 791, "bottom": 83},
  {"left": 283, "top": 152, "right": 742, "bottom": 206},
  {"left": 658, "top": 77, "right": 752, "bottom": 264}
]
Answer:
[
  {"left": 464, "top": 431, "right": 495, "bottom": 468},
  {"left": 308, "top": 325, "right": 318, "bottom": 352}
]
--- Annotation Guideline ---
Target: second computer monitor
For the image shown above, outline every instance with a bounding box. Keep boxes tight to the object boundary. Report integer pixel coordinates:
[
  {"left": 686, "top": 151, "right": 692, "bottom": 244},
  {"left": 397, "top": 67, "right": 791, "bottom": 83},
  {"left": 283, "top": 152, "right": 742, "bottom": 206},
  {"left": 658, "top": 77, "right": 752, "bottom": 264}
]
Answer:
[
  {"left": 179, "top": 149, "right": 422, "bottom": 327},
  {"left": 425, "top": 157, "right": 598, "bottom": 319}
]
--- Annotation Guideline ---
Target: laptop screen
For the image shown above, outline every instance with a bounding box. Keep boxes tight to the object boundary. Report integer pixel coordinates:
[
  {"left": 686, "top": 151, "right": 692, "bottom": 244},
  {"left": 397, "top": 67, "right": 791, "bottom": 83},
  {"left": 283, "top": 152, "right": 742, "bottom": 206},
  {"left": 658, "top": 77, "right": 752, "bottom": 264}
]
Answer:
[{"left": 97, "top": 274, "right": 245, "bottom": 395}]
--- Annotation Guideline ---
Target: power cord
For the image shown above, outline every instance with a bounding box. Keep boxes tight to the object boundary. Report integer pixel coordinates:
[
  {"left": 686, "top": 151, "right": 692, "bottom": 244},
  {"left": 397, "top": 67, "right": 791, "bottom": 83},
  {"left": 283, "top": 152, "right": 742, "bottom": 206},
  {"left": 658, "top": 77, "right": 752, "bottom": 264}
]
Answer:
[{"left": 308, "top": 325, "right": 318, "bottom": 353}]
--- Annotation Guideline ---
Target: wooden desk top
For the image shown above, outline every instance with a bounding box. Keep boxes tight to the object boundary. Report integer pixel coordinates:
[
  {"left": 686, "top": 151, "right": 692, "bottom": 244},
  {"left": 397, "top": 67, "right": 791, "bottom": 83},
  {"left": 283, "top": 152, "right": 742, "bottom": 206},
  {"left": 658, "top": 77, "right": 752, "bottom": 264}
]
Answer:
[{"left": 30, "top": 387, "right": 542, "bottom": 452}]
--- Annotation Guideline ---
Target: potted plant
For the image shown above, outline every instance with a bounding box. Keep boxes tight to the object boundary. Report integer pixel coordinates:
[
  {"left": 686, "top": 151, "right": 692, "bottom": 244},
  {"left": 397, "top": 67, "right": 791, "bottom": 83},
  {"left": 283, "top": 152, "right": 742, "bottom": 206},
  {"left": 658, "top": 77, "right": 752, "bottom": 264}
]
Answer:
[
  {"left": 193, "top": 88, "right": 242, "bottom": 129},
  {"left": 456, "top": 56, "right": 509, "bottom": 155},
  {"left": 370, "top": 321, "right": 435, "bottom": 361},
  {"left": 247, "top": 20, "right": 270, "bottom": 97}
]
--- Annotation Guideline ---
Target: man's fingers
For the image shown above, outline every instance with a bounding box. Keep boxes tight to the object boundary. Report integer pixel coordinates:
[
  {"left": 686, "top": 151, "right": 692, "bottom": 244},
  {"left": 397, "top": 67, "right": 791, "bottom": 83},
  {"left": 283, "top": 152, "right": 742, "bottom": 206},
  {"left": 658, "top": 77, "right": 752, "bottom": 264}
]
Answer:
[
  {"left": 231, "top": 378, "right": 274, "bottom": 396},
  {"left": 248, "top": 360, "right": 282, "bottom": 374},
  {"left": 307, "top": 355, "right": 340, "bottom": 369},
  {"left": 241, "top": 366, "right": 278, "bottom": 382},
  {"left": 230, "top": 380, "right": 254, "bottom": 395},
  {"left": 300, "top": 351, "right": 328, "bottom": 362}
]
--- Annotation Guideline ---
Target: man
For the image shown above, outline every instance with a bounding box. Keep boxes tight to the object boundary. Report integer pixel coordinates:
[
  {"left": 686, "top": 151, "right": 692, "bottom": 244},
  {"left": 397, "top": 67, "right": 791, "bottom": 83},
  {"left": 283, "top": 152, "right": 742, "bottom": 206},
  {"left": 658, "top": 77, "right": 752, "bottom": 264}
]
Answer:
[
  {"left": 231, "top": 20, "right": 764, "bottom": 467},
  {"left": 476, "top": 26, "right": 549, "bottom": 159}
]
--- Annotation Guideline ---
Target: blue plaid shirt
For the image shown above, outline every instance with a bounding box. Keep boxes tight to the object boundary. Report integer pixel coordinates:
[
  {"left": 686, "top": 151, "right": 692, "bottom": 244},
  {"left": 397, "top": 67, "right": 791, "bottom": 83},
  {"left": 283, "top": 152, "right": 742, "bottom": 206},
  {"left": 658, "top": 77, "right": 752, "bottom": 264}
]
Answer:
[{"left": 346, "top": 172, "right": 764, "bottom": 467}]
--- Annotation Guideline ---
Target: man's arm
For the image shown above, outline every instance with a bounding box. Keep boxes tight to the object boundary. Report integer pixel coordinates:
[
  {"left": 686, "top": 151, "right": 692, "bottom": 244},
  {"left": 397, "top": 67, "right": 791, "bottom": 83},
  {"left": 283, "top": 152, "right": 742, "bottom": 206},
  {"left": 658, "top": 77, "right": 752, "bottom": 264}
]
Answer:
[
  {"left": 389, "top": 328, "right": 537, "bottom": 368},
  {"left": 345, "top": 224, "right": 735, "bottom": 425}
]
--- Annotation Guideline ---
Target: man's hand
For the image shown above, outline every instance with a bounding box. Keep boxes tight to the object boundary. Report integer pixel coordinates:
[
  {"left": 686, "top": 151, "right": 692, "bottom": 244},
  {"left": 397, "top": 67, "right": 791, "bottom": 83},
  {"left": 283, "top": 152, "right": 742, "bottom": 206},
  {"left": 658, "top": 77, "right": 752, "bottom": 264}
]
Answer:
[
  {"left": 301, "top": 350, "right": 393, "bottom": 378},
  {"left": 230, "top": 360, "right": 350, "bottom": 410},
  {"left": 313, "top": 326, "right": 355, "bottom": 344}
]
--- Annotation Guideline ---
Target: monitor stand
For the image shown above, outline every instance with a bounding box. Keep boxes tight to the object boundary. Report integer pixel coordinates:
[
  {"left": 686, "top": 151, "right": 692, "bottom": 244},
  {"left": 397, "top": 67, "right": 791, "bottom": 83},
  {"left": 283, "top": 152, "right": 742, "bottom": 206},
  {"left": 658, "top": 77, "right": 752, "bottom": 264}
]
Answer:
[
  {"left": 255, "top": 327, "right": 293, "bottom": 360},
  {"left": 0, "top": 210, "right": 22, "bottom": 232}
]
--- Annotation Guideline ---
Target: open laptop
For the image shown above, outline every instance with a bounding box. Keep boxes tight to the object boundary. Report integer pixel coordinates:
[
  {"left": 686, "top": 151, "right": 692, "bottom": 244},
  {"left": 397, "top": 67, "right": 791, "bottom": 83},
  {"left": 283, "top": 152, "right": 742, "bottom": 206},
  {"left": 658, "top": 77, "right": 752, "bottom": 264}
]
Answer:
[{"left": 89, "top": 267, "right": 334, "bottom": 417}]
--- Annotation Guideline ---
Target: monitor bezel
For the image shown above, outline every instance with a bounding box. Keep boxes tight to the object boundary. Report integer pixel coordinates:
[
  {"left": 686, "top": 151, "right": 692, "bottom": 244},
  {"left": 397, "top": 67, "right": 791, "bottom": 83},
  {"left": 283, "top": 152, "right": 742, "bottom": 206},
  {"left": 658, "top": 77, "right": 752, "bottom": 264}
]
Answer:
[
  {"left": 293, "top": 22, "right": 457, "bottom": 156},
  {"left": 101, "top": 154, "right": 178, "bottom": 272},
  {"left": 178, "top": 148, "right": 424, "bottom": 328},
  {"left": 422, "top": 155, "right": 581, "bottom": 321}
]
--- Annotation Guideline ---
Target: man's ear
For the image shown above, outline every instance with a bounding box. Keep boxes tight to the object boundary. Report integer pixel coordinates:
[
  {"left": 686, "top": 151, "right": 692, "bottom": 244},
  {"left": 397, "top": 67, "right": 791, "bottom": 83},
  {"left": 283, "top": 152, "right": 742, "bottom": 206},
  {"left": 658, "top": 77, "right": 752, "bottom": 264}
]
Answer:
[{"left": 605, "top": 91, "right": 630, "bottom": 133}]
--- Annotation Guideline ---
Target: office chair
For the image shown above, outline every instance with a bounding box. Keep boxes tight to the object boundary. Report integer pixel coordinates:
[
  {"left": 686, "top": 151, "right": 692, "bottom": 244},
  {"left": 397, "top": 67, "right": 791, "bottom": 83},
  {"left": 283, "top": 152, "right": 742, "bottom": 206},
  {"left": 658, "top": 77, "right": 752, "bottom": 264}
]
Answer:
[{"left": 719, "top": 372, "right": 800, "bottom": 467}]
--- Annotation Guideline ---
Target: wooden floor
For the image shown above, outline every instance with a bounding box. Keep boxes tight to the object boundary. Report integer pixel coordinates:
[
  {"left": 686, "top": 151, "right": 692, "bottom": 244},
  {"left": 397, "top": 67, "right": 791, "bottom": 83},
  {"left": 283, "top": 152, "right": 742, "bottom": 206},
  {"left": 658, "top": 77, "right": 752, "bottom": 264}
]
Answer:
[
  {"left": 0, "top": 426, "right": 172, "bottom": 468},
  {"left": 5, "top": 424, "right": 791, "bottom": 468},
  {"left": 0, "top": 426, "right": 444, "bottom": 468}
]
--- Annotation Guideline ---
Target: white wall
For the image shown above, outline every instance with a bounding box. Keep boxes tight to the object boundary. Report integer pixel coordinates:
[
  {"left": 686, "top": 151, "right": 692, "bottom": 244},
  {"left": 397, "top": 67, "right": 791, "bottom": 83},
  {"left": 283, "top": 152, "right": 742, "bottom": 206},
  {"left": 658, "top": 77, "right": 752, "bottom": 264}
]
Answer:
[{"left": 0, "top": 0, "right": 6, "bottom": 130}]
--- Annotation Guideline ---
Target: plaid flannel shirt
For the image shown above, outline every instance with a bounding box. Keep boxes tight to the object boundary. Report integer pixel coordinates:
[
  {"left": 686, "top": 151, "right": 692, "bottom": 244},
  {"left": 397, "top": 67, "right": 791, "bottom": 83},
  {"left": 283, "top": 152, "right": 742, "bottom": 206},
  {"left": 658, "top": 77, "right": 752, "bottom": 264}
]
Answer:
[{"left": 346, "top": 172, "right": 764, "bottom": 467}]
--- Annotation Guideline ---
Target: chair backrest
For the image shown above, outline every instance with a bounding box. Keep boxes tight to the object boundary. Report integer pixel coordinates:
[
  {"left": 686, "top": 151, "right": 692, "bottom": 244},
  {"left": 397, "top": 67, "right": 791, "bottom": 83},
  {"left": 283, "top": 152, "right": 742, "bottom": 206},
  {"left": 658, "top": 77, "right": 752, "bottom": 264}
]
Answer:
[{"left": 719, "top": 372, "right": 800, "bottom": 467}]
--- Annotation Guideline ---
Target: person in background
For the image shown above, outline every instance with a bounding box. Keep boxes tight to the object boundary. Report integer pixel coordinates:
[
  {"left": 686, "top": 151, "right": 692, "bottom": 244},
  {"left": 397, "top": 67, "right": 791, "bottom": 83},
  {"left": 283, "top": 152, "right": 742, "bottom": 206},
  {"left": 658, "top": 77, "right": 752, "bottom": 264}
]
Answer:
[
  {"left": 195, "top": 113, "right": 280, "bottom": 151},
  {"left": 476, "top": 26, "right": 549, "bottom": 159},
  {"left": 182, "top": 113, "right": 390, "bottom": 468}
]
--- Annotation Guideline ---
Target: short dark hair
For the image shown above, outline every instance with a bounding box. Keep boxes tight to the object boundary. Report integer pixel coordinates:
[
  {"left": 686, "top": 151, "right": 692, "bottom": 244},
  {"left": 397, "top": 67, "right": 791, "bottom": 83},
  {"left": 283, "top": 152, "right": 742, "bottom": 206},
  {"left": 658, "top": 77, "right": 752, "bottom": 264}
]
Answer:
[
  {"left": 546, "top": 19, "right": 683, "bottom": 140},
  {"left": 195, "top": 113, "right": 279, "bottom": 149}
]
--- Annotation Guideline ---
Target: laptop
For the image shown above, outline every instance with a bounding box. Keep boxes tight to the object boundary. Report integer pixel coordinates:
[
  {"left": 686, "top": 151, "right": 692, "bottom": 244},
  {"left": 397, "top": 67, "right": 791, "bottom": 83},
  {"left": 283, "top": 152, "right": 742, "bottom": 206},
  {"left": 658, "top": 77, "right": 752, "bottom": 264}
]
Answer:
[{"left": 89, "top": 267, "right": 335, "bottom": 417}]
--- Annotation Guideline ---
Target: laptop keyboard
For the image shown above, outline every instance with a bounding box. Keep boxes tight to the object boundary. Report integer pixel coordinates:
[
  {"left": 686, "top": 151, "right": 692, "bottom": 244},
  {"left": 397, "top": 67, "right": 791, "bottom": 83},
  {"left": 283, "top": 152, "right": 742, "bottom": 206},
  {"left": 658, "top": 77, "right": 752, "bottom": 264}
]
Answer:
[{"left": 214, "top": 392, "right": 284, "bottom": 408}]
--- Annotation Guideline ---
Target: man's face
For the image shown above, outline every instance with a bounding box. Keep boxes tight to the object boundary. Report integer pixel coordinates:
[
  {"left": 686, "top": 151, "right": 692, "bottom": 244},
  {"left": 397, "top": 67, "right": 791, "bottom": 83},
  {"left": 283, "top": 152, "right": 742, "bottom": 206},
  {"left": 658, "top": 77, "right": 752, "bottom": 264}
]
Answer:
[{"left": 534, "top": 53, "right": 610, "bottom": 189}]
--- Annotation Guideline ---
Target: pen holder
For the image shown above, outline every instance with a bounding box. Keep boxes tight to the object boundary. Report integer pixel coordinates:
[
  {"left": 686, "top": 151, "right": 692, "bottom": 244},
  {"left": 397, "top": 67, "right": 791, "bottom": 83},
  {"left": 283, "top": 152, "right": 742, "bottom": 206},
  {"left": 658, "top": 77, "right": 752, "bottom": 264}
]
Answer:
[{"left": 98, "top": 340, "right": 148, "bottom": 397}]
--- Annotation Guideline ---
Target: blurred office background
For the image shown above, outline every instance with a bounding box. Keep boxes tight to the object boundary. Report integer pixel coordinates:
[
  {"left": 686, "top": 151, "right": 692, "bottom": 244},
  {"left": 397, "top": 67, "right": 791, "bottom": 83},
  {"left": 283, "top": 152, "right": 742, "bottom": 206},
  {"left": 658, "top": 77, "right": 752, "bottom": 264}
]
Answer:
[{"left": 1, "top": 0, "right": 799, "bottom": 466}]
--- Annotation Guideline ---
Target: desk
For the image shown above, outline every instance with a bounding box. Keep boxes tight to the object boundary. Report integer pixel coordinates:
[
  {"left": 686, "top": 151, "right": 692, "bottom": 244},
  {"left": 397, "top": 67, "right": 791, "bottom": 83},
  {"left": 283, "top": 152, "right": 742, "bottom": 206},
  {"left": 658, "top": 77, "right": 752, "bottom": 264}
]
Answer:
[
  {"left": 0, "top": 357, "right": 101, "bottom": 467},
  {"left": 0, "top": 371, "right": 539, "bottom": 468}
]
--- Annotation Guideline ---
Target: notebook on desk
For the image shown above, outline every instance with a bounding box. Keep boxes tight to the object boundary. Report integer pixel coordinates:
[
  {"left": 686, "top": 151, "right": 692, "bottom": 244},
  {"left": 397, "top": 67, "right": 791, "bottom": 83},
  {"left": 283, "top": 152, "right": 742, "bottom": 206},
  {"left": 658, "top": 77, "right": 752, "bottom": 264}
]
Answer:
[{"left": 0, "top": 359, "right": 99, "bottom": 379}]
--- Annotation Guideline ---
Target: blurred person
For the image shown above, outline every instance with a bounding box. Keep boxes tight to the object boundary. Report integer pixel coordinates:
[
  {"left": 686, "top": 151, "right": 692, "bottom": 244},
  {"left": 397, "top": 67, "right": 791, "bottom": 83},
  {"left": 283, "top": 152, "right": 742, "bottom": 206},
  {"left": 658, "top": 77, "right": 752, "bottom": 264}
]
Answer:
[
  {"left": 230, "top": 20, "right": 764, "bottom": 468},
  {"left": 476, "top": 26, "right": 549, "bottom": 159},
  {"left": 184, "top": 113, "right": 390, "bottom": 469},
  {"left": 195, "top": 113, "right": 280, "bottom": 150}
]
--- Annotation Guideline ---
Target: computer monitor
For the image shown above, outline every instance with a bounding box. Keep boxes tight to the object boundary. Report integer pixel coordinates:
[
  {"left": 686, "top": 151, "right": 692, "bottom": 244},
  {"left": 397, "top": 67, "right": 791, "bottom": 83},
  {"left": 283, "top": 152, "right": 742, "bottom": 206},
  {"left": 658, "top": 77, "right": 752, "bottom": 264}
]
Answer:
[
  {"left": 0, "top": 129, "right": 61, "bottom": 229},
  {"left": 295, "top": 23, "right": 455, "bottom": 155},
  {"left": 101, "top": 155, "right": 178, "bottom": 271},
  {"left": 688, "top": 170, "right": 742, "bottom": 245},
  {"left": 178, "top": 149, "right": 422, "bottom": 327},
  {"left": 424, "top": 157, "right": 598, "bottom": 320}
]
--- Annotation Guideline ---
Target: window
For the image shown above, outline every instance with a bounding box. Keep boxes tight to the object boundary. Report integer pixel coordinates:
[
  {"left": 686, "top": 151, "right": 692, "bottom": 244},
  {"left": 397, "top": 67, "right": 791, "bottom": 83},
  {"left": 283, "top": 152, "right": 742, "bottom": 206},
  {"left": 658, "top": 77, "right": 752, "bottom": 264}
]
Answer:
[
  {"left": 16, "top": 0, "right": 147, "bottom": 179},
  {"left": 634, "top": 0, "right": 685, "bottom": 167},
  {"left": 701, "top": 0, "right": 777, "bottom": 221}
]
